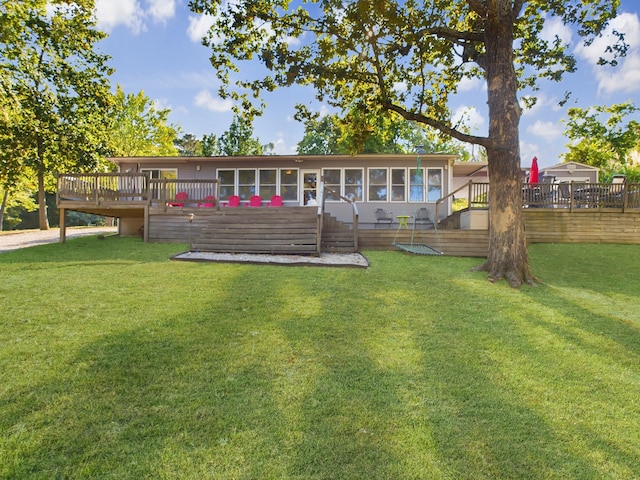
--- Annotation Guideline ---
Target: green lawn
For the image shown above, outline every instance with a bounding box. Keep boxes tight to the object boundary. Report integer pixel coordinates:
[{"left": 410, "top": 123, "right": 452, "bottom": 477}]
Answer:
[{"left": 1, "top": 237, "right": 639, "bottom": 479}]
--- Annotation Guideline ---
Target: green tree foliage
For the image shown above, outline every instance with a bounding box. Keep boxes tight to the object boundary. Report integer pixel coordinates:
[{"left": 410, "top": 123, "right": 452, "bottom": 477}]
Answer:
[
  {"left": 175, "top": 134, "right": 201, "bottom": 157},
  {"left": 109, "top": 85, "right": 179, "bottom": 157},
  {"left": 201, "top": 133, "right": 219, "bottom": 156},
  {"left": 189, "top": 0, "right": 623, "bottom": 286},
  {"left": 217, "top": 114, "right": 272, "bottom": 156},
  {"left": 1, "top": 0, "right": 114, "bottom": 229},
  {"left": 175, "top": 133, "right": 220, "bottom": 156},
  {"left": 563, "top": 101, "right": 640, "bottom": 182},
  {"left": 297, "top": 109, "right": 472, "bottom": 159}
]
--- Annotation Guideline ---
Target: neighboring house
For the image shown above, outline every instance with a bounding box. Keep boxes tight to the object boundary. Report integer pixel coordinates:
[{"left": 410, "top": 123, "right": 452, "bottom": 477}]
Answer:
[
  {"left": 111, "top": 153, "right": 458, "bottom": 226},
  {"left": 541, "top": 161, "right": 599, "bottom": 184}
]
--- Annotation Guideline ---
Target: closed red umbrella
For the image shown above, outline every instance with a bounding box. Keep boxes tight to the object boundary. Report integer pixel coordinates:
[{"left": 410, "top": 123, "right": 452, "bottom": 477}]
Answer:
[{"left": 530, "top": 156, "right": 539, "bottom": 183}]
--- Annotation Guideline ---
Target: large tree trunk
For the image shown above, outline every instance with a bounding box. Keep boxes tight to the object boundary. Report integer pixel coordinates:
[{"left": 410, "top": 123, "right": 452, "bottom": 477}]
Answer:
[
  {"left": 477, "top": 1, "right": 535, "bottom": 287},
  {"left": 37, "top": 173, "right": 49, "bottom": 231}
]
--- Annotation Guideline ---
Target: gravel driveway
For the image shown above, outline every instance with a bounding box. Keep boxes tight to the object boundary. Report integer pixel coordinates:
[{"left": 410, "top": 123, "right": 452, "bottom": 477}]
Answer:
[{"left": 0, "top": 227, "right": 118, "bottom": 254}]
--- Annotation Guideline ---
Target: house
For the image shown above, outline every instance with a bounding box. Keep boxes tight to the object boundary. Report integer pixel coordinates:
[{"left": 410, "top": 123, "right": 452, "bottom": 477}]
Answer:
[{"left": 110, "top": 153, "right": 458, "bottom": 234}]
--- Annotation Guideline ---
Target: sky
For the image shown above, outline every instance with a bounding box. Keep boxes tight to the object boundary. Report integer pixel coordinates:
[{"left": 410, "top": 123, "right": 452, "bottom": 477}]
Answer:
[{"left": 95, "top": 0, "right": 640, "bottom": 169}]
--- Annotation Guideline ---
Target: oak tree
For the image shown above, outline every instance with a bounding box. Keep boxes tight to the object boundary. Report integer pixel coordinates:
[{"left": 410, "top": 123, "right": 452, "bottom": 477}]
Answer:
[{"left": 189, "top": 0, "right": 625, "bottom": 286}]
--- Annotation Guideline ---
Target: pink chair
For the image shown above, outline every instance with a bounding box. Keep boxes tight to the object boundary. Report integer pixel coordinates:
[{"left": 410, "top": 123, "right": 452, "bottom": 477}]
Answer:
[
  {"left": 223, "top": 195, "right": 241, "bottom": 207},
  {"left": 246, "top": 195, "right": 263, "bottom": 207},
  {"left": 268, "top": 195, "right": 283, "bottom": 207},
  {"left": 198, "top": 195, "right": 216, "bottom": 208},
  {"left": 168, "top": 191, "right": 188, "bottom": 207}
]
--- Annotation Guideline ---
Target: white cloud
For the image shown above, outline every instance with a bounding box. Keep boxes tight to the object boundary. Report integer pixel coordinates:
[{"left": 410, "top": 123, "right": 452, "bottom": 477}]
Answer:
[
  {"left": 458, "top": 76, "right": 483, "bottom": 92},
  {"left": 575, "top": 12, "right": 640, "bottom": 95},
  {"left": 95, "top": 0, "right": 145, "bottom": 34},
  {"left": 194, "top": 89, "right": 233, "bottom": 112},
  {"left": 541, "top": 16, "right": 573, "bottom": 46},
  {"left": 147, "top": 0, "right": 176, "bottom": 24},
  {"left": 527, "top": 120, "right": 563, "bottom": 141},
  {"left": 521, "top": 93, "right": 563, "bottom": 117},
  {"left": 95, "top": 0, "right": 176, "bottom": 34},
  {"left": 452, "top": 106, "right": 485, "bottom": 132},
  {"left": 187, "top": 14, "right": 216, "bottom": 42}
]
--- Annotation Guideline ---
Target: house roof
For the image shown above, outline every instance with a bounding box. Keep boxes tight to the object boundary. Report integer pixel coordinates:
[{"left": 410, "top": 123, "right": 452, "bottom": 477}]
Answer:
[
  {"left": 108, "top": 153, "right": 458, "bottom": 166},
  {"left": 452, "top": 161, "right": 488, "bottom": 177},
  {"left": 543, "top": 161, "right": 599, "bottom": 172}
]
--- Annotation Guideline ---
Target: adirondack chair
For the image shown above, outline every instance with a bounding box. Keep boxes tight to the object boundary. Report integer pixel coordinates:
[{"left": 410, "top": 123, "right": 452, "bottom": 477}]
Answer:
[
  {"left": 374, "top": 208, "right": 393, "bottom": 227},
  {"left": 168, "top": 191, "right": 188, "bottom": 207},
  {"left": 268, "top": 195, "right": 283, "bottom": 207},
  {"left": 246, "top": 195, "right": 263, "bottom": 207},
  {"left": 223, "top": 195, "right": 241, "bottom": 207}
]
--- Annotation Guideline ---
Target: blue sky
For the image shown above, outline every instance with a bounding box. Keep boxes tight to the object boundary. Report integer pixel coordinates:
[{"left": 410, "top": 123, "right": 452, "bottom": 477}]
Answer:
[{"left": 96, "top": 0, "right": 640, "bottom": 169}]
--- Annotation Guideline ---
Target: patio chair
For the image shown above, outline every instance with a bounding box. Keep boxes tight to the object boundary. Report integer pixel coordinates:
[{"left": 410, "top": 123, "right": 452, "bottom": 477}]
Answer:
[
  {"left": 223, "top": 195, "right": 241, "bottom": 207},
  {"left": 268, "top": 195, "right": 283, "bottom": 207},
  {"left": 414, "top": 207, "right": 432, "bottom": 226},
  {"left": 167, "top": 191, "right": 188, "bottom": 207},
  {"left": 374, "top": 208, "right": 393, "bottom": 227},
  {"left": 197, "top": 195, "right": 216, "bottom": 208},
  {"left": 246, "top": 195, "right": 263, "bottom": 207}
]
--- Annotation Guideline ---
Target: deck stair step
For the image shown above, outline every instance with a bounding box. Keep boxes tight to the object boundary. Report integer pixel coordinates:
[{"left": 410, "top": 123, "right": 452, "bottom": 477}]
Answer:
[{"left": 191, "top": 207, "right": 320, "bottom": 255}]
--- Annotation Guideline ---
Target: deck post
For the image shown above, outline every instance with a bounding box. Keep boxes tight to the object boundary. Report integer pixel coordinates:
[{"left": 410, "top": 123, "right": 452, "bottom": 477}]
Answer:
[
  {"left": 59, "top": 208, "right": 66, "bottom": 244},
  {"left": 143, "top": 205, "right": 150, "bottom": 243}
]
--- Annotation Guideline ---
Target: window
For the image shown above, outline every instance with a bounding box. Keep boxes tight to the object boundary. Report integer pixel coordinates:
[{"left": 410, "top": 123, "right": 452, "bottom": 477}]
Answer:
[
  {"left": 280, "top": 169, "right": 298, "bottom": 201},
  {"left": 259, "top": 169, "right": 277, "bottom": 199},
  {"left": 323, "top": 169, "right": 341, "bottom": 201},
  {"left": 427, "top": 168, "right": 442, "bottom": 202},
  {"left": 218, "top": 169, "right": 235, "bottom": 200},
  {"left": 409, "top": 168, "right": 425, "bottom": 202},
  {"left": 238, "top": 169, "right": 256, "bottom": 200},
  {"left": 368, "top": 168, "right": 388, "bottom": 201},
  {"left": 344, "top": 169, "right": 363, "bottom": 201},
  {"left": 391, "top": 168, "right": 406, "bottom": 202},
  {"left": 142, "top": 168, "right": 176, "bottom": 180}
]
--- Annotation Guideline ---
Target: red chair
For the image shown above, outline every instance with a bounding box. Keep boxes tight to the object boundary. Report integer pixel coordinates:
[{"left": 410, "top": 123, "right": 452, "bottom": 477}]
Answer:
[
  {"left": 198, "top": 195, "right": 216, "bottom": 208},
  {"left": 223, "top": 195, "right": 241, "bottom": 207},
  {"left": 246, "top": 195, "right": 263, "bottom": 207},
  {"left": 268, "top": 195, "right": 283, "bottom": 207},
  {"left": 168, "top": 191, "right": 188, "bottom": 207}
]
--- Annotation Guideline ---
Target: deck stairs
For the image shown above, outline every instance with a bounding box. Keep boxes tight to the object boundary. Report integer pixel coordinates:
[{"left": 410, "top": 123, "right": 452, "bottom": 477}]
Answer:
[
  {"left": 191, "top": 207, "right": 320, "bottom": 255},
  {"left": 321, "top": 213, "right": 357, "bottom": 253}
]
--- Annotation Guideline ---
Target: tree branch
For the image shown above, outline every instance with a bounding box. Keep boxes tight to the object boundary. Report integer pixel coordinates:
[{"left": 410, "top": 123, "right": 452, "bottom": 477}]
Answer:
[
  {"left": 466, "top": 0, "right": 487, "bottom": 17},
  {"left": 382, "top": 101, "right": 492, "bottom": 148}
]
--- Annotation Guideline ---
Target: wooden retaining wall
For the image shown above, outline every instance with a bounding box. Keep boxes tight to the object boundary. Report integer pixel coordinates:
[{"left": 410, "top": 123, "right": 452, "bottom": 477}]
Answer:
[
  {"left": 359, "top": 228, "right": 490, "bottom": 257},
  {"left": 523, "top": 210, "right": 640, "bottom": 244}
]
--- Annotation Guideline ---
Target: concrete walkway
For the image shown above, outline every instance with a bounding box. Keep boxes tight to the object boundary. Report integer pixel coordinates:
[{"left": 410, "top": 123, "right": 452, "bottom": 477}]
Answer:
[{"left": 0, "top": 226, "right": 118, "bottom": 254}]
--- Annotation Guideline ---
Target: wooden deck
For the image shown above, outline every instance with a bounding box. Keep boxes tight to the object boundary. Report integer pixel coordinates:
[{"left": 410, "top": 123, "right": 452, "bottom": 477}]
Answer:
[{"left": 55, "top": 174, "right": 640, "bottom": 257}]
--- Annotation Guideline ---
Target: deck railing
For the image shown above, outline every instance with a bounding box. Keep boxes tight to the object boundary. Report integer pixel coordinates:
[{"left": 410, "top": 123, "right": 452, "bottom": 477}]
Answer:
[
  {"left": 57, "top": 174, "right": 220, "bottom": 208},
  {"left": 57, "top": 173, "right": 150, "bottom": 203},
  {"left": 149, "top": 178, "right": 219, "bottom": 209},
  {"left": 521, "top": 181, "right": 640, "bottom": 211}
]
